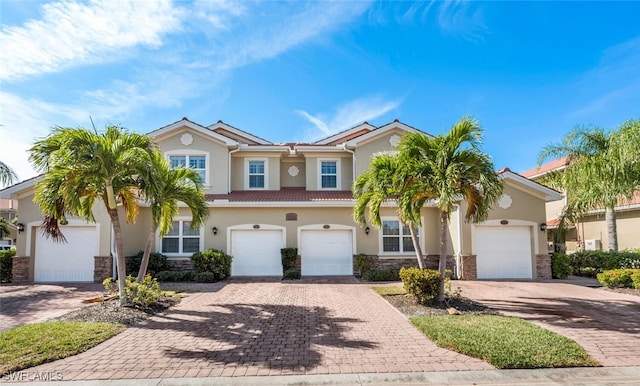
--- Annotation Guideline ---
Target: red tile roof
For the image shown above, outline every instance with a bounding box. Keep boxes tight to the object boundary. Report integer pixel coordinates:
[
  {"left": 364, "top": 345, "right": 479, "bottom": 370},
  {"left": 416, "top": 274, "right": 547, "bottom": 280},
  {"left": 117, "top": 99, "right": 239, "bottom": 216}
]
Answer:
[
  {"left": 206, "top": 188, "right": 353, "bottom": 202},
  {"left": 521, "top": 157, "right": 570, "bottom": 178}
]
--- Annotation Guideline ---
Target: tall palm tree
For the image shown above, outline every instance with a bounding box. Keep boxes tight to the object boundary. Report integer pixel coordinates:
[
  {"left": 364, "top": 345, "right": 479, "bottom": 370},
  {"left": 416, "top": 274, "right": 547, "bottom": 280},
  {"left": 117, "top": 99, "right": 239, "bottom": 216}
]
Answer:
[
  {"left": 0, "top": 161, "right": 17, "bottom": 187},
  {"left": 136, "top": 151, "right": 209, "bottom": 281},
  {"left": 353, "top": 153, "right": 427, "bottom": 269},
  {"left": 539, "top": 119, "right": 640, "bottom": 251},
  {"left": 29, "top": 126, "right": 155, "bottom": 306},
  {"left": 398, "top": 116, "right": 503, "bottom": 302}
]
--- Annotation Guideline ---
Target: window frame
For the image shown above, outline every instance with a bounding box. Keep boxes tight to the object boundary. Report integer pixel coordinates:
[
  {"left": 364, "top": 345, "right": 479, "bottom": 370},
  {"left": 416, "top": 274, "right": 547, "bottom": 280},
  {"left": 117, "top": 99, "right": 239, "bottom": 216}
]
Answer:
[
  {"left": 158, "top": 218, "right": 203, "bottom": 257},
  {"left": 378, "top": 216, "right": 424, "bottom": 256},
  {"left": 245, "top": 158, "right": 268, "bottom": 190},
  {"left": 165, "top": 150, "right": 209, "bottom": 187},
  {"left": 318, "top": 158, "right": 341, "bottom": 190}
]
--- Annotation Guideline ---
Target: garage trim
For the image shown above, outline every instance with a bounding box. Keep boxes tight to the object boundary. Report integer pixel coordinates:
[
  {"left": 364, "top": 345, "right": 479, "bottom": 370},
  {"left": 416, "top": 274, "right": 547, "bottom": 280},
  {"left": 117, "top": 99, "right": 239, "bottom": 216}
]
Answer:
[
  {"left": 25, "top": 219, "right": 100, "bottom": 257},
  {"left": 227, "top": 224, "right": 286, "bottom": 276},
  {"left": 471, "top": 219, "right": 540, "bottom": 255},
  {"left": 297, "top": 224, "right": 357, "bottom": 255}
]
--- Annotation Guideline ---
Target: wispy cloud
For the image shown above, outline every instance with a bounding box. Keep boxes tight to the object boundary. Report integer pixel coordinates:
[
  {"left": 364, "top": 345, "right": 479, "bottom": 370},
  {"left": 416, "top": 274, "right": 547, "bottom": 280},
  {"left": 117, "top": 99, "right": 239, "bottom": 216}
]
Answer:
[
  {"left": 0, "top": 0, "right": 182, "bottom": 81},
  {"left": 297, "top": 95, "right": 402, "bottom": 140},
  {"left": 436, "top": 0, "right": 488, "bottom": 42}
]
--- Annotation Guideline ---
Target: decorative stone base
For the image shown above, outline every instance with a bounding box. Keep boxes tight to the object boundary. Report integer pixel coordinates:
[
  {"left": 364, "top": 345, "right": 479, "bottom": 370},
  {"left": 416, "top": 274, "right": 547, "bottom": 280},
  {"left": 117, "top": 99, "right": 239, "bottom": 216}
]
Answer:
[
  {"left": 460, "top": 255, "right": 477, "bottom": 280},
  {"left": 365, "top": 255, "right": 456, "bottom": 272},
  {"left": 536, "top": 254, "right": 552, "bottom": 279},
  {"left": 168, "top": 259, "right": 193, "bottom": 272},
  {"left": 94, "top": 256, "right": 113, "bottom": 283},
  {"left": 11, "top": 256, "right": 30, "bottom": 283}
]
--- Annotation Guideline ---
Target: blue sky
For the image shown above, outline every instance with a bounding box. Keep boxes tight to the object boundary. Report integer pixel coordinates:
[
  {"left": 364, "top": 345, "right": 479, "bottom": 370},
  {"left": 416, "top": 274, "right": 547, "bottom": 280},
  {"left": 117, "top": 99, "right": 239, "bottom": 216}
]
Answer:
[{"left": 1, "top": 0, "right": 639, "bottom": 182}]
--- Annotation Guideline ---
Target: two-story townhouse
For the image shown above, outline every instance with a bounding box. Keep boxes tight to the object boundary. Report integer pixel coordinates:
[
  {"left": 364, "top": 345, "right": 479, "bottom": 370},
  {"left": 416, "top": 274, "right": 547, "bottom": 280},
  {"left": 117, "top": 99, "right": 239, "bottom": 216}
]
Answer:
[{"left": 1, "top": 118, "right": 562, "bottom": 283}]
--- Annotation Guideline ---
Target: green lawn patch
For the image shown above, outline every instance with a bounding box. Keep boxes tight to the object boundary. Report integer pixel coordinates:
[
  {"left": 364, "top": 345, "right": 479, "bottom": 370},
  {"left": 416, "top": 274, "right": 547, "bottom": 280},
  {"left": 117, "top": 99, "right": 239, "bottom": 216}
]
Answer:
[
  {"left": 0, "top": 321, "right": 126, "bottom": 374},
  {"left": 411, "top": 315, "right": 598, "bottom": 369},
  {"left": 372, "top": 286, "right": 407, "bottom": 296}
]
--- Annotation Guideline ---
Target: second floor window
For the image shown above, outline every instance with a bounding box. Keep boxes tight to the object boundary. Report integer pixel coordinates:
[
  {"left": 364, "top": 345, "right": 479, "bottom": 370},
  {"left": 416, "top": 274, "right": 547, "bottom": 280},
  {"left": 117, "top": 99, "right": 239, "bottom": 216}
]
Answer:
[
  {"left": 248, "top": 160, "right": 265, "bottom": 189},
  {"left": 169, "top": 155, "right": 206, "bottom": 182},
  {"left": 320, "top": 160, "right": 338, "bottom": 189}
]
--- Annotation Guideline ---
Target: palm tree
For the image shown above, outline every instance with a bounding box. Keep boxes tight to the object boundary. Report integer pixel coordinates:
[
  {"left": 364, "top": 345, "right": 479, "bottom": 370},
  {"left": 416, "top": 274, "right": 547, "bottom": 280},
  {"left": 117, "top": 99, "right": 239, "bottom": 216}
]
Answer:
[
  {"left": 398, "top": 116, "right": 503, "bottom": 302},
  {"left": 353, "top": 153, "right": 427, "bottom": 269},
  {"left": 136, "top": 151, "right": 209, "bottom": 281},
  {"left": 29, "top": 126, "right": 155, "bottom": 306},
  {"left": 0, "top": 161, "right": 17, "bottom": 187},
  {"left": 539, "top": 119, "right": 640, "bottom": 251}
]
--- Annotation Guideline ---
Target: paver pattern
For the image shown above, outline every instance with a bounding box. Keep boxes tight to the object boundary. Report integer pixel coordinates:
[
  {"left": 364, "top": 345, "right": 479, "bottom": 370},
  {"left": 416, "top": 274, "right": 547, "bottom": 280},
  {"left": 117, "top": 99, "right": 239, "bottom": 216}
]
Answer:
[
  {"left": 455, "top": 280, "right": 640, "bottom": 367},
  {"left": 19, "top": 278, "right": 491, "bottom": 381}
]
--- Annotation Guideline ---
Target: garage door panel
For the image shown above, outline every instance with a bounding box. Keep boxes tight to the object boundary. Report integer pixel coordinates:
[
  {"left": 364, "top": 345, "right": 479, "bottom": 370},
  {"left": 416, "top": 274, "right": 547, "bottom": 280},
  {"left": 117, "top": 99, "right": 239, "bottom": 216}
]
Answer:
[
  {"left": 231, "top": 230, "right": 283, "bottom": 276},
  {"left": 301, "top": 230, "right": 353, "bottom": 276},
  {"left": 475, "top": 226, "right": 532, "bottom": 279},
  {"left": 35, "top": 226, "right": 96, "bottom": 282}
]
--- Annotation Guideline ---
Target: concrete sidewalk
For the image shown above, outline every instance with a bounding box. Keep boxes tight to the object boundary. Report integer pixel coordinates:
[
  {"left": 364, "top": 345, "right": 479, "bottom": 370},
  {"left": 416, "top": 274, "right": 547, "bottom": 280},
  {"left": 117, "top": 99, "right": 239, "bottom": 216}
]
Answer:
[{"left": 5, "top": 367, "right": 640, "bottom": 385}]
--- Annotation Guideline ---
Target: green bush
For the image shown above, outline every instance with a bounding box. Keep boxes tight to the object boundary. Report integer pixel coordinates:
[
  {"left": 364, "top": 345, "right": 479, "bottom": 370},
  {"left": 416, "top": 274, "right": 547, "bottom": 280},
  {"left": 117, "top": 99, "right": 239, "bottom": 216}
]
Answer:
[
  {"left": 570, "top": 250, "right": 640, "bottom": 276},
  {"left": 103, "top": 275, "right": 163, "bottom": 308},
  {"left": 126, "top": 250, "right": 170, "bottom": 276},
  {"left": 632, "top": 272, "right": 640, "bottom": 290},
  {"left": 355, "top": 254, "right": 374, "bottom": 276},
  {"left": 596, "top": 269, "right": 639, "bottom": 288},
  {"left": 281, "top": 248, "right": 298, "bottom": 271},
  {"left": 283, "top": 269, "right": 301, "bottom": 280},
  {"left": 191, "top": 249, "right": 232, "bottom": 280},
  {"left": 194, "top": 272, "right": 217, "bottom": 283},
  {"left": 552, "top": 253, "right": 572, "bottom": 279},
  {"left": 362, "top": 268, "right": 400, "bottom": 281},
  {"left": 0, "top": 249, "right": 16, "bottom": 283},
  {"left": 399, "top": 267, "right": 441, "bottom": 305},
  {"left": 156, "top": 270, "right": 195, "bottom": 282}
]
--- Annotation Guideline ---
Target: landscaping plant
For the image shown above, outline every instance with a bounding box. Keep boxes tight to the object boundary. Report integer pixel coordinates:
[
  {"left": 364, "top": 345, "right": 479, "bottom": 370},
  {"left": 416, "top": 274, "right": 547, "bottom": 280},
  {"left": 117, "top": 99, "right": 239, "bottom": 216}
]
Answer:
[
  {"left": 399, "top": 267, "right": 441, "bottom": 305},
  {"left": 551, "top": 253, "right": 572, "bottom": 279},
  {"left": 0, "top": 248, "right": 15, "bottom": 283},
  {"left": 191, "top": 248, "right": 232, "bottom": 281}
]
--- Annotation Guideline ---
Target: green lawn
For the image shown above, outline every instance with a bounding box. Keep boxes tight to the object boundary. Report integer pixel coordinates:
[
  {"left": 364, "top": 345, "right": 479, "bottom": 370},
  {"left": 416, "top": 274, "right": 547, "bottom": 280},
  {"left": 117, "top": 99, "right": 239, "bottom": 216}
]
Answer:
[
  {"left": 372, "top": 286, "right": 407, "bottom": 296},
  {"left": 0, "top": 322, "right": 126, "bottom": 374},
  {"left": 411, "top": 315, "right": 598, "bottom": 369}
]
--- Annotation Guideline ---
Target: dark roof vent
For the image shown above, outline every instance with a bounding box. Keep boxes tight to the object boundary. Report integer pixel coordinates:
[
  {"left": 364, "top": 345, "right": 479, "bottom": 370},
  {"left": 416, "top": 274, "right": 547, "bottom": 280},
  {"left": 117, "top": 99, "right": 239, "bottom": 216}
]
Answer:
[{"left": 182, "top": 117, "right": 188, "bottom": 121}]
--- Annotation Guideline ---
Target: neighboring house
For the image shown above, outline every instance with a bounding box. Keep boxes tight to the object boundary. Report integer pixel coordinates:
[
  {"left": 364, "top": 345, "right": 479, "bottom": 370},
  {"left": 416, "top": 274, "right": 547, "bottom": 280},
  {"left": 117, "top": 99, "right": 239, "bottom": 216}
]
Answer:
[
  {"left": 0, "top": 198, "right": 18, "bottom": 245},
  {"left": 0, "top": 118, "right": 561, "bottom": 283},
  {"left": 522, "top": 159, "right": 640, "bottom": 253}
]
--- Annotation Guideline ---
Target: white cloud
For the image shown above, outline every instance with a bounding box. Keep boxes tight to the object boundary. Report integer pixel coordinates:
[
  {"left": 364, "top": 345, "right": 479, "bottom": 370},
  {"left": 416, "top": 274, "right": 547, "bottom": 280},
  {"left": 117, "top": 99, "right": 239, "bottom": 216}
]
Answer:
[
  {"left": 0, "top": 0, "right": 182, "bottom": 81},
  {"left": 436, "top": 0, "right": 488, "bottom": 42},
  {"left": 297, "top": 95, "right": 402, "bottom": 140}
]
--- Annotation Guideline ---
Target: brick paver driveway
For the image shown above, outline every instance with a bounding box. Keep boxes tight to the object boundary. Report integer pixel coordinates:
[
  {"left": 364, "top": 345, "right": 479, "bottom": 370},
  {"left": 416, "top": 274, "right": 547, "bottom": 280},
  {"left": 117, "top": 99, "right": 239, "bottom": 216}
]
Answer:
[
  {"left": 455, "top": 280, "right": 640, "bottom": 367},
  {"left": 24, "top": 278, "right": 491, "bottom": 381}
]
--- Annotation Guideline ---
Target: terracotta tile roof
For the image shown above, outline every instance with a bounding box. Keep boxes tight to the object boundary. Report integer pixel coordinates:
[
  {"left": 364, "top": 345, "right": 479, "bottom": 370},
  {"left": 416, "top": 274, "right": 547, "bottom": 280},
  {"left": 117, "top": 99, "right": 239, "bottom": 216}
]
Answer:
[
  {"left": 206, "top": 188, "right": 354, "bottom": 202},
  {"left": 521, "top": 157, "right": 570, "bottom": 178}
]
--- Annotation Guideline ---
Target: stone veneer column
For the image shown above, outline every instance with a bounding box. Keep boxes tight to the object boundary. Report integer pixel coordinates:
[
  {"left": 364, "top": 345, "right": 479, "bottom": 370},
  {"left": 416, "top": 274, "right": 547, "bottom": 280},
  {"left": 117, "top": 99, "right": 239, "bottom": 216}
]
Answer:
[
  {"left": 536, "top": 254, "right": 552, "bottom": 280},
  {"left": 94, "top": 256, "right": 113, "bottom": 283},
  {"left": 11, "top": 256, "right": 30, "bottom": 283},
  {"left": 460, "top": 255, "right": 477, "bottom": 280}
]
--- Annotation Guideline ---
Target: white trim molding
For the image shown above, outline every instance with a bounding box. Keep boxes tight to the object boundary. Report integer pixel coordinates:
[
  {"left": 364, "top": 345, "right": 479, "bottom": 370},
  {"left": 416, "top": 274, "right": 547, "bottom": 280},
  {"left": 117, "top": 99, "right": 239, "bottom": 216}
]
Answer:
[
  {"left": 318, "top": 158, "right": 341, "bottom": 190},
  {"left": 227, "top": 224, "right": 286, "bottom": 257},
  {"left": 297, "top": 224, "right": 357, "bottom": 256},
  {"left": 471, "top": 219, "right": 540, "bottom": 256},
  {"left": 245, "top": 158, "right": 268, "bottom": 190},
  {"left": 25, "top": 220, "right": 100, "bottom": 257},
  {"left": 165, "top": 149, "right": 210, "bottom": 187},
  {"left": 378, "top": 216, "right": 425, "bottom": 257}
]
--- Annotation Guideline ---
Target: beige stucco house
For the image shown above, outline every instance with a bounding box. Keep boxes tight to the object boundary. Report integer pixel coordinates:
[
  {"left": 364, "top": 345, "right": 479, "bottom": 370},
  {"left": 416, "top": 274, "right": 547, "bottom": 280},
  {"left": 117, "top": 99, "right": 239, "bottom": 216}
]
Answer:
[
  {"left": 522, "top": 158, "right": 640, "bottom": 253},
  {"left": 1, "top": 118, "right": 562, "bottom": 282}
]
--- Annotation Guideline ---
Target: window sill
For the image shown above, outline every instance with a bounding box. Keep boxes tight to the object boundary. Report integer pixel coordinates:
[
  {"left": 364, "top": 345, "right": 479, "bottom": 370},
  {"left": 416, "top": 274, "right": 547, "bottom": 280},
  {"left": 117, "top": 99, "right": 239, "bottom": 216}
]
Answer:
[{"left": 378, "top": 254, "right": 420, "bottom": 259}]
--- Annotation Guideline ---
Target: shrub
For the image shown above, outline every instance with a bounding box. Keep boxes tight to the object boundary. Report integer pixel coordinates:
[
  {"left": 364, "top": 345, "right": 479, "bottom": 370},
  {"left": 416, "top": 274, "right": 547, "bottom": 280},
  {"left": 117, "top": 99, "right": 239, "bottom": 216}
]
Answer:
[
  {"left": 126, "top": 251, "right": 170, "bottom": 277},
  {"left": 362, "top": 268, "right": 400, "bottom": 282},
  {"left": 0, "top": 249, "right": 16, "bottom": 283},
  {"left": 570, "top": 250, "right": 640, "bottom": 276},
  {"left": 283, "top": 269, "right": 301, "bottom": 280},
  {"left": 632, "top": 272, "right": 640, "bottom": 290},
  {"left": 194, "top": 272, "right": 218, "bottom": 283},
  {"left": 191, "top": 249, "right": 232, "bottom": 280},
  {"left": 103, "top": 275, "right": 163, "bottom": 308},
  {"left": 156, "top": 270, "right": 195, "bottom": 282},
  {"left": 552, "top": 253, "right": 572, "bottom": 279},
  {"left": 281, "top": 248, "right": 298, "bottom": 271},
  {"left": 399, "top": 267, "right": 441, "bottom": 305},
  {"left": 355, "top": 254, "right": 374, "bottom": 276},
  {"left": 596, "top": 269, "right": 638, "bottom": 288}
]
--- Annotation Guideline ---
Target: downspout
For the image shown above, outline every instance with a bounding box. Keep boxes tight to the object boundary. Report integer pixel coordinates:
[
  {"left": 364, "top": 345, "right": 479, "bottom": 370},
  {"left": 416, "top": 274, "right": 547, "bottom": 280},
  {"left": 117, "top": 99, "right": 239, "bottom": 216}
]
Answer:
[
  {"left": 454, "top": 203, "right": 463, "bottom": 280},
  {"left": 228, "top": 146, "right": 241, "bottom": 194},
  {"left": 341, "top": 143, "right": 356, "bottom": 187}
]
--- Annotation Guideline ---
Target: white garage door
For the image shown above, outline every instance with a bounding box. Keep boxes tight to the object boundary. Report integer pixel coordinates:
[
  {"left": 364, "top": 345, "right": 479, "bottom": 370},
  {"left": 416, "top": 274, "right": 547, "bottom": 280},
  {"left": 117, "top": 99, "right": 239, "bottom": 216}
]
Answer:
[
  {"left": 231, "top": 230, "right": 284, "bottom": 276},
  {"left": 301, "top": 230, "right": 353, "bottom": 276},
  {"left": 35, "top": 226, "right": 97, "bottom": 282},
  {"left": 475, "top": 226, "right": 533, "bottom": 279}
]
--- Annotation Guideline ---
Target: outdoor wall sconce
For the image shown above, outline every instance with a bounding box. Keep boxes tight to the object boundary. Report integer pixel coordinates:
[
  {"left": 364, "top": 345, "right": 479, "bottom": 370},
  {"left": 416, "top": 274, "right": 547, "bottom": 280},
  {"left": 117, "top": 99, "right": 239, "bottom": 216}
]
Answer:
[
  {"left": 539, "top": 223, "right": 547, "bottom": 232},
  {"left": 365, "top": 226, "right": 370, "bottom": 235},
  {"left": 16, "top": 223, "right": 25, "bottom": 233},
  {"left": 212, "top": 227, "right": 218, "bottom": 235}
]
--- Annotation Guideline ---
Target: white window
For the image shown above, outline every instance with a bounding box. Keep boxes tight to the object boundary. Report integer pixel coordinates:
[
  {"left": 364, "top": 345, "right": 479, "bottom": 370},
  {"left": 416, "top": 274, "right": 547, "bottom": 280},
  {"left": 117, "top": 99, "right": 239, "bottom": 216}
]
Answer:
[
  {"left": 168, "top": 154, "right": 207, "bottom": 184},
  {"left": 245, "top": 159, "right": 267, "bottom": 189},
  {"left": 161, "top": 220, "right": 202, "bottom": 255},
  {"left": 319, "top": 159, "right": 340, "bottom": 189},
  {"left": 380, "top": 219, "right": 421, "bottom": 254}
]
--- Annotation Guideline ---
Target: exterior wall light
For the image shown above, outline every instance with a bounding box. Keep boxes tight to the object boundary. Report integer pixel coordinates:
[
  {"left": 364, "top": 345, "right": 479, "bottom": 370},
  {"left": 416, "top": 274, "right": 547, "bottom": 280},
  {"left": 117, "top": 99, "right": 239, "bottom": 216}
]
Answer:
[
  {"left": 540, "top": 223, "right": 547, "bottom": 232},
  {"left": 365, "top": 226, "right": 370, "bottom": 235},
  {"left": 212, "top": 227, "right": 218, "bottom": 235},
  {"left": 17, "top": 223, "right": 25, "bottom": 233}
]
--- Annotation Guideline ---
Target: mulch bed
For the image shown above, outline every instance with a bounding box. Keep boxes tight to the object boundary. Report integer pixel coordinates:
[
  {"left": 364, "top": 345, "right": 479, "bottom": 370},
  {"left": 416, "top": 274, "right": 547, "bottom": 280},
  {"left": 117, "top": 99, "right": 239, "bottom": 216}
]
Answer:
[{"left": 382, "top": 294, "right": 498, "bottom": 317}]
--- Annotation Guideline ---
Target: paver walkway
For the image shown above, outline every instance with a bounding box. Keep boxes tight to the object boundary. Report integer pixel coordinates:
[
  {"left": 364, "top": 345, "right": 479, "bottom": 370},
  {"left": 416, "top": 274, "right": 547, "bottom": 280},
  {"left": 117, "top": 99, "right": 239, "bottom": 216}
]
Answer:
[
  {"left": 0, "top": 283, "right": 104, "bottom": 331},
  {"left": 19, "top": 278, "right": 492, "bottom": 381},
  {"left": 454, "top": 280, "right": 640, "bottom": 367}
]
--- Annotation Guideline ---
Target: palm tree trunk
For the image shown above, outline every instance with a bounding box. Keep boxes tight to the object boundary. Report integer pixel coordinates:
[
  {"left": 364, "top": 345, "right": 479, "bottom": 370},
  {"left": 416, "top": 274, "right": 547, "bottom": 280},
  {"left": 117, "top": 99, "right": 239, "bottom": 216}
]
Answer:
[
  {"left": 437, "top": 210, "right": 448, "bottom": 303},
  {"left": 107, "top": 208, "right": 127, "bottom": 307},
  {"left": 408, "top": 224, "right": 424, "bottom": 269},
  {"left": 137, "top": 225, "right": 158, "bottom": 282},
  {"left": 605, "top": 206, "right": 618, "bottom": 251}
]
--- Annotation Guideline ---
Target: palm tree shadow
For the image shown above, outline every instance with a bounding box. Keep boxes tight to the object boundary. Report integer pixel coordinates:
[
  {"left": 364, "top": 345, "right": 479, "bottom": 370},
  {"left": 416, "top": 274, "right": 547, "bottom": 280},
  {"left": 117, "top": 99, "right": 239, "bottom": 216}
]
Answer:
[{"left": 143, "top": 302, "right": 378, "bottom": 369}]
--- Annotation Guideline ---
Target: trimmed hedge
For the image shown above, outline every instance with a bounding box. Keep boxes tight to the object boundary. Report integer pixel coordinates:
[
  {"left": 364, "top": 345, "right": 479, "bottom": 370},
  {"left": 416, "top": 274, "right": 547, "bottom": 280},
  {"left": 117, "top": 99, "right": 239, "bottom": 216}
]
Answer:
[
  {"left": 362, "top": 268, "right": 400, "bottom": 282},
  {"left": 399, "top": 267, "right": 441, "bottom": 305},
  {"left": 126, "top": 251, "right": 170, "bottom": 277},
  {"left": 191, "top": 249, "right": 232, "bottom": 281},
  {"left": 283, "top": 269, "right": 301, "bottom": 280},
  {"left": 596, "top": 269, "right": 640, "bottom": 288},
  {"left": 570, "top": 250, "right": 640, "bottom": 277},
  {"left": 552, "top": 253, "right": 572, "bottom": 279},
  {"left": 156, "top": 270, "right": 195, "bottom": 282},
  {"left": 281, "top": 248, "right": 298, "bottom": 272},
  {"left": 0, "top": 249, "right": 16, "bottom": 283}
]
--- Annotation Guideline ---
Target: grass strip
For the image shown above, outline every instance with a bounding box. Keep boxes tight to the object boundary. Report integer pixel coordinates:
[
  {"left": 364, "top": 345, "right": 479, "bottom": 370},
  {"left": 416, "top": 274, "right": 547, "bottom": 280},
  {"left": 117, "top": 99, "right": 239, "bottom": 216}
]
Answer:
[
  {"left": 411, "top": 314, "right": 598, "bottom": 369},
  {"left": 0, "top": 321, "right": 126, "bottom": 374},
  {"left": 372, "top": 286, "right": 407, "bottom": 296}
]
